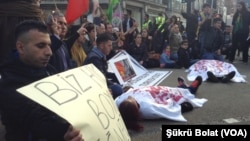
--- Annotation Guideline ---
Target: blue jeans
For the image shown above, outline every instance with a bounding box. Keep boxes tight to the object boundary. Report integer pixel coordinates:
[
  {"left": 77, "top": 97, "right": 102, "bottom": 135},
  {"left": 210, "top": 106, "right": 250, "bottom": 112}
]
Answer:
[
  {"left": 198, "top": 32, "right": 206, "bottom": 56},
  {"left": 201, "top": 52, "right": 224, "bottom": 61},
  {"left": 178, "top": 85, "right": 197, "bottom": 94},
  {"left": 160, "top": 53, "right": 176, "bottom": 68},
  {"left": 170, "top": 52, "right": 178, "bottom": 62}
]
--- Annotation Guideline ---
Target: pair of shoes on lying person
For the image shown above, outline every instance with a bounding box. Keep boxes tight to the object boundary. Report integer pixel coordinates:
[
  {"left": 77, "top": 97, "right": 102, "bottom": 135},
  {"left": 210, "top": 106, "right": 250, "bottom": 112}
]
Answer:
[
  {"left": 178, "top": 76, "right": 202, "bottom": 89},
  {"left": 207, "top": 71, "right": 236, "bottom": 83},
  {"left": 177, "top": 76, "right": 203, "bottom": 113},
  {"left": 177, "top": 76, "right": 202, "bottom": 94}
]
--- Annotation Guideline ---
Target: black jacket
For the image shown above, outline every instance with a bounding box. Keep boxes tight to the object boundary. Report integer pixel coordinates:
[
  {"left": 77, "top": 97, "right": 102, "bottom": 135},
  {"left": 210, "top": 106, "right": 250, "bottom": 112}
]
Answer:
[
  {"left": 232, "top": 10, "right": 250, "bottom": 38},
  {"left": 127, "top": 42, "right": 148, "bottom": 63},
  {"left": 200, "top": 20, "right": 224, "bottom": 53},
  {"left": 83, "top": 48, "right": 118, "bottom": 85},
  {"left": 181, "top": 12, "right": 198, "bottom": 40},
  {"left": 203, "top": 27, "right": 224, "bottom": 52},
  {"left": 177, "top": 47, "right": 190, "bottom": 69},
  {"left": 49, "top": 33, "right": 79, "bottom": 73},
  {"left": 0, "top": 57, "right": 69, "bottom": 141},
  {"left": 122, "top": 17, "right": 135, "bottom": 33}
]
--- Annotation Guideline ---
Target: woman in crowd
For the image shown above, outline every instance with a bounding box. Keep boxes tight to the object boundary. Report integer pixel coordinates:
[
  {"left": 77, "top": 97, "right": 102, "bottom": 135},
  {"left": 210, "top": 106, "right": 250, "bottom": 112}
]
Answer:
[
  {"left": 141, "top": 28, "right": 153, "bottom": 52},
  {"left": 127, "top": 33, "right": 148, "bottom": 67},
  {"left": 127, "top": 33, "right": 160, "bottom": 68},
  {"left": 228, "top": 1, "right": 250, "bottom": 64}
]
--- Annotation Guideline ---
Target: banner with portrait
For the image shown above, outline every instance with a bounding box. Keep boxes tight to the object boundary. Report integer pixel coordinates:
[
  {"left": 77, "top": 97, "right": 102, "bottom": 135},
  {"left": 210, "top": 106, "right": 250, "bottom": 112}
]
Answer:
[{"left": 108, "top": 50, "right": 172, "bottom": 88}]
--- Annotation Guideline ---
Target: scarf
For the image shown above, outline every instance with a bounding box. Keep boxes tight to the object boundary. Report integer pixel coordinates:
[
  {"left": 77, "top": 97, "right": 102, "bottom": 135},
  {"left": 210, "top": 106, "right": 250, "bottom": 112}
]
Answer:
[{"left": 233, "top": 14, "right": 243, "bottom": 34}]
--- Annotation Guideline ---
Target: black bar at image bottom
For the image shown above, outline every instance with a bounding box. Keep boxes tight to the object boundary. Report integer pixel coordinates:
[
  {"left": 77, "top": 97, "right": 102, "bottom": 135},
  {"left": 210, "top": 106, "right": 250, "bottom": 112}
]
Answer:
[{"left": 162, "top": 125, "right": 250, "bottom": 140}]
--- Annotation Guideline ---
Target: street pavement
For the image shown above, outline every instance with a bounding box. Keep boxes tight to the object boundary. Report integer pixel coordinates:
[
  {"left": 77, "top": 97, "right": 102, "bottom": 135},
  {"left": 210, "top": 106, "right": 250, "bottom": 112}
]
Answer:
[
  {"left": 0, "top": 58, "right": 249, "bottom": 141},
  {"left": 130, "top": 58, "right": 250, "bottom": 141}
]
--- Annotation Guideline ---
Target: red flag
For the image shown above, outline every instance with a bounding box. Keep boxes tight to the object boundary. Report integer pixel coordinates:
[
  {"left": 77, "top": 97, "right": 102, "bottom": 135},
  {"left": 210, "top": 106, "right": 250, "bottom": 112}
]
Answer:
[{"left": 65, "top": 0, "right": 89, "bottom": 24}]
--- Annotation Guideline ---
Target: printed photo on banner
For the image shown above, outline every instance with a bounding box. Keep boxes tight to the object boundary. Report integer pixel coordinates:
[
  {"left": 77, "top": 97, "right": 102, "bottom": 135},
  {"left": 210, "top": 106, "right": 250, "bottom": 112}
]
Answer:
[
  {"left": 17, "top": 64, "right": 131, "bottom": 141},
  {"left": 108, "top": 50, "right": 172, "bottom": 88},
  {"left": 110, "top": 55, "right": 136, "bottom": 84}
]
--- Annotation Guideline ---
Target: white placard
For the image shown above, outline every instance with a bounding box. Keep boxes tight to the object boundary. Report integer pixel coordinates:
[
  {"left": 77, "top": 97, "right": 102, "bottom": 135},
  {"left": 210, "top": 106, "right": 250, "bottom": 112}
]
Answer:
[{"left": 17, "top": 64, "right": 131, "bottom": 141}]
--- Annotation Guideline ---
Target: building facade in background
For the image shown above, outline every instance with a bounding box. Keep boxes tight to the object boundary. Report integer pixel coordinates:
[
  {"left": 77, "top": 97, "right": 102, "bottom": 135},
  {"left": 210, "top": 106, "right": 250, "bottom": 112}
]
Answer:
[
  {"left": 40, "top": 0, "right": 249, "bottom": 30},
  {"left": 41, "top": 0, "right": 167, "bottom": 31}
]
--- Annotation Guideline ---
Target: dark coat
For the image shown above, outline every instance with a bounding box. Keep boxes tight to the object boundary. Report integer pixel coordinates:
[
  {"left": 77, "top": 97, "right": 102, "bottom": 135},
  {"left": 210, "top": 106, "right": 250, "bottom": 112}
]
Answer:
[
  {"left": 83, "top": 48, "right": 118, "bottom": 85},
  {"left": 200, "top": 20, "right": 224, "bottom": 53},
  {"left": 0, "top": 57, "right": 69, "bottom": 141},
  {"left": 203, "top": 27, "right": 224, "bottom": 52},
  {"left": 232, "top": 10, "right": 250, "bottom": 38},
  {"left": 122, "top": 17, "right": 135, "bottom": 33},
  {"left": 181, "top": 12, "right": 198, "bottom": 41},
  {"left": 127, "top": 42, "right": 148, "bottom": 63},
  {"left": 49, "top": 33, "right": 79, "bottom": 73},
  {"left": 177, "top": 47, "right": 190, "bottom": 69}
]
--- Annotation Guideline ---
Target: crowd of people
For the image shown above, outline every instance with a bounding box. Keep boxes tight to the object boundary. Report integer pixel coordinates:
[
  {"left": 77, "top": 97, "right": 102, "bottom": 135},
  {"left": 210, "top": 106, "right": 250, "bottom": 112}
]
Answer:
[
  {"left": 0, "top": 0, "right": 249, "bottom": 140},
  {"left": 78, "top": 1, "right": 249, "bottom": 71}
]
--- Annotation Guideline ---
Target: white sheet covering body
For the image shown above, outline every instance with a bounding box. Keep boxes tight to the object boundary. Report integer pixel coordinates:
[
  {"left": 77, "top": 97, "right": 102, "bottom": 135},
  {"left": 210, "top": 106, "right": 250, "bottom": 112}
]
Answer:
[
  {"left": 115, "top": 86, "right": 208, "bottom": 122},
  {"left": 186, "top": 60, "right": 246, "bottom": 82}
]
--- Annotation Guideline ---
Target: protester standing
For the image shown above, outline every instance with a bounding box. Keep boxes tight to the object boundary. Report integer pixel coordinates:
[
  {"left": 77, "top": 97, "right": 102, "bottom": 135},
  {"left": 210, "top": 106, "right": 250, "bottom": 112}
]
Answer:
[{"left": 229, "top": 1, "right": 250, "bottom": 64}]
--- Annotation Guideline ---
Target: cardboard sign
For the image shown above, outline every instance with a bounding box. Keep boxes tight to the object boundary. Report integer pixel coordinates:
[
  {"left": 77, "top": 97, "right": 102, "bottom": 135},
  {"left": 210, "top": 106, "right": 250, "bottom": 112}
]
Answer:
[{"left": 17, "top": 64, "right": 131, "bottom": 141}]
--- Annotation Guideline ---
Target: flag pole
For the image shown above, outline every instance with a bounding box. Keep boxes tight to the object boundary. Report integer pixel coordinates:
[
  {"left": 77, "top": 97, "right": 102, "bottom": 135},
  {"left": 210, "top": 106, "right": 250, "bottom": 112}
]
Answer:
[
  {"left": 119, "top": 1, "right": 123, "bottom": 33},
  {"left": 111, "top": 1, "right": 114, "bottom": 24},
  {"left": 53, "top": 0, "right": 58, "bottom": 10}
]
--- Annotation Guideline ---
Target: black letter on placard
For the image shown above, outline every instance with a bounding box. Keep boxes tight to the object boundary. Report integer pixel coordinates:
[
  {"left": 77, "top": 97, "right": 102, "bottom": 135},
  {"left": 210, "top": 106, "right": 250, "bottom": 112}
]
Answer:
[
  {"left": 113, "top": 117, "right": 129, "bottom": 141},
  {"left": 80, "top": 66, "right": 104, "bottom": 89},
  {"left": 87, "top": 99, "right": 110, "bottom": 129},
  {"left": 106, "top": 131, "right": 111, "bottom": 141},
  {"left": 61, "top": 74, "right": 92, "bottom": 95},
  {"left": 99, "top": 93, "right": 116, "bottom": 119},
  {"left": 34, "top": 82, "right": 78, "bottom": 105}
]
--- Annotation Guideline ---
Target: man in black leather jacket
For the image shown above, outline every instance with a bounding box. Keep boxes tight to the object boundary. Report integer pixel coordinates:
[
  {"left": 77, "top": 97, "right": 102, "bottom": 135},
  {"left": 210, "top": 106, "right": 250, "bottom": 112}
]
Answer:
[
  {"left": 200, "top": 18, "right": 224, "bottom": 61},
  {"left": 0, "top": 20, "right": 83, "bottom": 141}
]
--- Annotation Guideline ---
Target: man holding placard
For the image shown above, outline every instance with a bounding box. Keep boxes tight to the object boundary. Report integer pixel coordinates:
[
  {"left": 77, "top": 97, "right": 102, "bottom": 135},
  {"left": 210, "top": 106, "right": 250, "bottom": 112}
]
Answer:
[{"left": 0, "top": 20, "right": 83, "bottom": 141}]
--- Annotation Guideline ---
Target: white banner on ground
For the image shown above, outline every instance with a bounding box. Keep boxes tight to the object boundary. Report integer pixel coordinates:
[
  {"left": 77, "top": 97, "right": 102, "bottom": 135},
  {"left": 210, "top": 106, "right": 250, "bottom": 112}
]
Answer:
[
  {"left": 17, "top": 64, "right": 130, "bottom": 141},
  {"left": 108, "top": 50, "right": 172, "bottom": 88}
]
